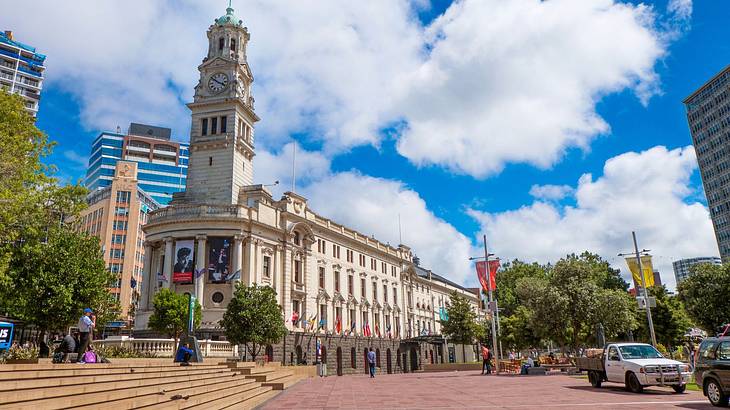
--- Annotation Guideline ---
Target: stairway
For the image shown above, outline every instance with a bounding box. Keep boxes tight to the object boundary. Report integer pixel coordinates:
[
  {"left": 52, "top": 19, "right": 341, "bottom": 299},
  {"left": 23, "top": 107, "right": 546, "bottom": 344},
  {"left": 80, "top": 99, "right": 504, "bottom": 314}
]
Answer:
[{"left": 0, "top": 360, "right": 301, "bottom": 409}]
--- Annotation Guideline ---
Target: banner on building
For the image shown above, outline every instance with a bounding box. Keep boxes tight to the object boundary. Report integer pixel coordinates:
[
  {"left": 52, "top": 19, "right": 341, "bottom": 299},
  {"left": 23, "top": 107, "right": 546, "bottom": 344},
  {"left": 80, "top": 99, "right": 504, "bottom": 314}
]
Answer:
[
  {"left": 476, "top": 259, "right": 500, "bottom": 293},
  {"left": 172, "top": 239, "right": 194, "bottom": 283},
  {"left": 625, "top": 255, "right": 655, "bottom": 288},
  {"left": 208, "top": 237, "right": 232, "bottom": 283}
]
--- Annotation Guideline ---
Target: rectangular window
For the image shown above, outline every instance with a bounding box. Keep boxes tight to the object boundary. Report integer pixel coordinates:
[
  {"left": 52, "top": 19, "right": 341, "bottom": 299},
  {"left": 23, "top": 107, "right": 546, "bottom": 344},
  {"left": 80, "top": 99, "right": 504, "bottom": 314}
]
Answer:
[
  {"left": 319, "top": 266, "right": 326, "bottom": 289},
  {"left": 116, "top": 191, "right": 131, "bottom": 203},
  {"left": 294, "top": 260, "right": 302, "bottom": 283},
  {"left": 383, "top": 285, "right": 388, "bottom": 302},
  {"left": 263, "top": 256, "right": 271, "bottom": 278},
  {"left": 201, "top": 118, "right": 208, "bottom": 136},
  {"left": 346, "top": 249, "right": 353, "bottom": 263},
  {"left": 220, "top": 116, "right": 227, "bottom": 133},
  {"left": 361, "top": 278, "right": 366, "bottom": 298},
  {"left": 371, "top": 258, "right": 376, "bottom": 270},
  {"left": 319, "top": 304, "right": 327, "bottom": 322},
  {"left": 292, "top": 300, "right": 300, "bottom": 327},
  {"left": 333, "top": 244, "right": 340, "bottom": 259},
  {"left": 211, "top": 117, "right": 218, "bottom": 134},
  {"left": 372, "top": 283, "right": 377, "bottom": 301},
  {"left": 393, "top": 288, "right": 398, "bottom": 305},
  {"left": 348, "top": 275, "right": 354, "bottom": 296},
  {"left": 334, "top": 271, "right": 340, "bottom": 292},
  {"left": 359, "top": 254, "right": 365, "bottom": 267},
  {"left": 381, "top": 262, "right": 387, "bottom": 274},
  {"left": 392, "top": 266, "right": 396, "bottom": 276}
]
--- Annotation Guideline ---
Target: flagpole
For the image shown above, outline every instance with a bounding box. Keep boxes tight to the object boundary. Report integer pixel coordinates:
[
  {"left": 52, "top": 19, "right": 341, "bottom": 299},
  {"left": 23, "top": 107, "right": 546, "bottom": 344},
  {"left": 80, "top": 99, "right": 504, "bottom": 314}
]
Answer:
[
  {"left": 483, "top": 234, "right": 500, "bottom": 374},
  {"left": 632, "top": 231, "right": 657, "bottom": 347}
]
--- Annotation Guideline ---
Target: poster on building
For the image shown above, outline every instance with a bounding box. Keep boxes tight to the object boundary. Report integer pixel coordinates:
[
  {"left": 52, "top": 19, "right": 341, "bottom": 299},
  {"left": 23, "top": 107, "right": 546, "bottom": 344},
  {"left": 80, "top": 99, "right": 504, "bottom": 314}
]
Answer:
[
  {"left": 172, "top": 239, "right": 194, "bottom": 283},
  {"left": 208, "top": 237, "right": 232, "bottom": 283}
]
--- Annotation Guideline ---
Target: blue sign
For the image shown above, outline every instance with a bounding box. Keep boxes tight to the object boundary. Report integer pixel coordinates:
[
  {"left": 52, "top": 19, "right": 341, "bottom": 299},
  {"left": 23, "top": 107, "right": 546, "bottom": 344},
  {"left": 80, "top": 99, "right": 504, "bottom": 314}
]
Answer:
[{"left": 0, "top": 322, "right": 14, "bottom": 350}]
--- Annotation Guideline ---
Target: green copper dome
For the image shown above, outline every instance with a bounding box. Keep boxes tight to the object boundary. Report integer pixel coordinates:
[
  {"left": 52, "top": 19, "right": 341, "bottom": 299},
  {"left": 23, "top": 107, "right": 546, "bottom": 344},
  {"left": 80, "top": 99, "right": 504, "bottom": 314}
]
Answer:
[{"left": 216, "top": 3, "right": 243, "bottom": 27}]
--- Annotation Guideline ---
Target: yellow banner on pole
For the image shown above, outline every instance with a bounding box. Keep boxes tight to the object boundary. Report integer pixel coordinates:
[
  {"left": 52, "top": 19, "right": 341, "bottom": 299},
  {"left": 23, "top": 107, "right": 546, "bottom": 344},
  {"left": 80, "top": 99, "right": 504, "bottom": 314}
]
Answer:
[{"left": 625, "top": 255, "right": 655, "bottom": 288}]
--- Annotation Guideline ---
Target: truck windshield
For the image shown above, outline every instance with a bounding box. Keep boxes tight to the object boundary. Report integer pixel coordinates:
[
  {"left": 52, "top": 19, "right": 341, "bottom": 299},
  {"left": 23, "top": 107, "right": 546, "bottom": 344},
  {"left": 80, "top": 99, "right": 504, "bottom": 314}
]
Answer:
[{"left": 618, "top": 345, "right": 663, "bottom": 359}]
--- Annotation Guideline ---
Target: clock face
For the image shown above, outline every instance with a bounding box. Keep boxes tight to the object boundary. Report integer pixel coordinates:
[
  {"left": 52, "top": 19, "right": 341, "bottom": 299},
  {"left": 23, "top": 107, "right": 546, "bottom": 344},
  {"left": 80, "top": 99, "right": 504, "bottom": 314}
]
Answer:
[{"left": 208, "top": 73, "right": 229, "bottom": 93}]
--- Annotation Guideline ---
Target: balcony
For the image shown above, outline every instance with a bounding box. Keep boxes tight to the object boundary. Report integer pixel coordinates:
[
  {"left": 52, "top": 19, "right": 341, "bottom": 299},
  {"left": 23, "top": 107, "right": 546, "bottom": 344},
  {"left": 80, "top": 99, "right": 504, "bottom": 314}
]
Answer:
[{"left": 147, "top": 204, "right": 246, "bottom": 224}]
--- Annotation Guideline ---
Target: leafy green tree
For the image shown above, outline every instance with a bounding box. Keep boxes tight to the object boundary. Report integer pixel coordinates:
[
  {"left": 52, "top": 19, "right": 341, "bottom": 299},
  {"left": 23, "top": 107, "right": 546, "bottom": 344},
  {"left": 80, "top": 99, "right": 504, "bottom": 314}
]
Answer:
[
  {"left": 519, "top": 253, "right": 636, "bottom": 352},
  {"left": 633, "top": 286, "right": 692, "bottom": 350},
  {"left": 495, "top": 260, "right": 548, "bottom": 317},
  {"left": 221, "top": 283, "right": 287, "bottom": 361},
  {"left": 500, "top": 306, "right": 542, "bottom": 351},
  {"left": 441, "top": 291, "right": 479, "bottom": 360},
  {"left": 3, "top": 228, "right": 119, "bottom": 337},
  {"left": 678, "top": 263, "right": 730, "bottom": 334},
  {"left": 149, "top": 289, "right": 202, "bottom": 345}
]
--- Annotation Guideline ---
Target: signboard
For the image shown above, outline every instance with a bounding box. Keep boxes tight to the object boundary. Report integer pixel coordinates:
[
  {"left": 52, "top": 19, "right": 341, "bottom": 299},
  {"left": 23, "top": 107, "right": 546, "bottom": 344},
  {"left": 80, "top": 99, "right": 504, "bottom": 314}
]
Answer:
[
  {"left": 0, "top": 322, "right": 14, "bottom": 350},
  {"left": 173, "top": 239, "right": 195, "bottom": 283},
  {"left": 636, "top": 297, "right": 656, "bottom": 309},
  {"left": 208, "top": 237, "right": 232, "bottom": 283}
]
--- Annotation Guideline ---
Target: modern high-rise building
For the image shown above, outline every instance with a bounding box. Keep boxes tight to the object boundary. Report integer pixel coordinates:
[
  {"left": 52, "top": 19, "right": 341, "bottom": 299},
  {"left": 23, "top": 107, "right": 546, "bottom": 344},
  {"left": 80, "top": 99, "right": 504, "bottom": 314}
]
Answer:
[
  {"left": 673, "top": 256, "right": 722, "bottom": 285},
  {"left": 684, "top": 65, "right": 730, "bottom": 260},
  {"left": 85, "top": 123, "right": 189, "bottom": 205},
  {"left": 75, "top": 161, "right": 161, "bottom": 323},
  {"left": 0, "top": 30, "right": 45, "bottom": 116}
]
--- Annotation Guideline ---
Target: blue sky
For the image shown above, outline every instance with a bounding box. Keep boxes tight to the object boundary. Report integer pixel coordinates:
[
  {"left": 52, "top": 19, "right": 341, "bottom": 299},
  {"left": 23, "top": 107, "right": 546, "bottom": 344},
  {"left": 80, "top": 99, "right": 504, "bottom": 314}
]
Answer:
[{"left": 8, "top": 0, "right": 727, "bottom": 289}]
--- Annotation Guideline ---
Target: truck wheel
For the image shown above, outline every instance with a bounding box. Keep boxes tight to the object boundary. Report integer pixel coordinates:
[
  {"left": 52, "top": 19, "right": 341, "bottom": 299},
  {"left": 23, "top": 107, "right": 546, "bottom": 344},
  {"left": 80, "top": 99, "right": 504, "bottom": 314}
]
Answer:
[
  {"left": 672, "top": 385, "right": 686, "bottom": 394},
  {"left": 705, "top": 379, "right": 729, "bottom": 407},
  {"left": 625, "top": 372, "right": 644, "bottom": 393},
  {"left": 589, "top": 371, "right": 602, "bottom": 388}
]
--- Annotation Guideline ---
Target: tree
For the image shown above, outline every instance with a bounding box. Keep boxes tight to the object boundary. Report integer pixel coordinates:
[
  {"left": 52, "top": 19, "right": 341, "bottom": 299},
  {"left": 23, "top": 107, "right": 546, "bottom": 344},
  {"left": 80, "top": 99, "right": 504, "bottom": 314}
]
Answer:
[
  {"left": 221, "top": 283, "right": 287, "bottom": 361},
  {"left": 441, "top": 291, "right": 479, "bottom": 360},
  {"left": 500, "top": 306, "right": 542, "bottom": 352},
  {"left": 2, "top": 228, "right": 119, "bottom": 337},
  {"left": 495, "top": 260, "right": 549, "bottom": 317},
  {"left": 633, "top": 286, "right": 692, "bottom": 350},
  {"left": 148, "top": 289, "right": 201, "bottom": 345},
  {"left": 519, "top": 253, "right": 637, "bottom": 352},
  {"left": 678, "top": 263, "right": 730, "bottom": 334}
]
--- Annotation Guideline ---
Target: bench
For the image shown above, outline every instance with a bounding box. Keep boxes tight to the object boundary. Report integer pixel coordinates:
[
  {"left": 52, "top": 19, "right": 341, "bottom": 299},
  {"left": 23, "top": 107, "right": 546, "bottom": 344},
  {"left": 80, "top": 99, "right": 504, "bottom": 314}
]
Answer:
[{"left": 527, "top": 366, "right": 547, "bottom": 375}]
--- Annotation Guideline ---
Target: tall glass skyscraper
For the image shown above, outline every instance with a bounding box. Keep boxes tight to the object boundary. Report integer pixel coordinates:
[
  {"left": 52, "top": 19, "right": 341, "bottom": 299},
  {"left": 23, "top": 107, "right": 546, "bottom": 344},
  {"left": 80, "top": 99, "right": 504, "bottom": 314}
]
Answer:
[
  {"left": 684, "top": 65, "right": 730, "bottom": 261},
  {"left": 0, "top": 30, "right": 45, "bottom": 116},
  {"left": 85, "top": 123, "right": 188, "bottom": 205}
]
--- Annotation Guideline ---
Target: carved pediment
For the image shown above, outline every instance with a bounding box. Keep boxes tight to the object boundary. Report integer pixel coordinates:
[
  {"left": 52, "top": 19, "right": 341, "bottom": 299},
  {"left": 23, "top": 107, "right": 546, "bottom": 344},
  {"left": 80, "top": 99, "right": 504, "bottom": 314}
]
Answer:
[
  {"left": 347, "top": 295, "right": 358, "bottom": 306},
  {"left": 393, "top": 305, "right": 401, "bottom": 313},
  {"left": 359, "top": 271, "right": 368, "bottom": 278},
  {"left": 346, "top": 267, "right": 355, "bottom": 274},
  {"left": 317, "top": 259, "right": 327, "bottom": 266},
  {"left": 372, "top": 301, "right": 382, "bottom": 310},
  {"left": 383, "top": 302, "right": 391, "bottom": 312},
  {"left": 317, "top": 288, "right": 331, "bottom": 301},
  {"left": 360, "top": 298, "right": 370, "bottom": 308},
  {"left": 332, "top": 263, "right": 342, "bottom": 270},
  {"left": 333, "top": 292, "right": 345, "bottom": 303}
]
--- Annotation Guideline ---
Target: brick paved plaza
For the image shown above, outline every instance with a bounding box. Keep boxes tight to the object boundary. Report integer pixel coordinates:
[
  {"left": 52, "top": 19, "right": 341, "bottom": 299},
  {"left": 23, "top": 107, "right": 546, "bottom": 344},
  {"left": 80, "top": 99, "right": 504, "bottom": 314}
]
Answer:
[{"left": 261, "top": 371, "right": 711, "bottom": 409}]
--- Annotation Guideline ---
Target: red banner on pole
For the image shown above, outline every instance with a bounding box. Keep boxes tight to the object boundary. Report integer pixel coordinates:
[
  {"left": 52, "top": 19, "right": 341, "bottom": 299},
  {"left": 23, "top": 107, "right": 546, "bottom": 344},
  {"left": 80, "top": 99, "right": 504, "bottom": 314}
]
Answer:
[{"left": 476, "top": 260, "right": 499, "bottom": 292}]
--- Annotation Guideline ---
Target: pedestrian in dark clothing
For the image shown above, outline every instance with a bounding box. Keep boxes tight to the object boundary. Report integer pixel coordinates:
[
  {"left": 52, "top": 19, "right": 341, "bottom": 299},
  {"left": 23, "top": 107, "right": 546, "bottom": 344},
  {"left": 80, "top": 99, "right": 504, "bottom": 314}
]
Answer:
[
  {"left": 481, "top": 345, "right": 492, "bottom": 375},
  {"left": 55, "top": 333, "right": 77, "bottom": 363},
  {"left": 367, "top": 347, "right": 376, "bottom": 378}
]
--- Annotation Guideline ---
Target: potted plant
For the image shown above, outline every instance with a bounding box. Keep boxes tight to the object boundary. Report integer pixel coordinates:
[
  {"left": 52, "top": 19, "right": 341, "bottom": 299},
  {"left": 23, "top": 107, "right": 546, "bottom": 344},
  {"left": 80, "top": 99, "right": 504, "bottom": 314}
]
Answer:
[{"left": 1, "top": 343, "right": 40, "bottom": 364}]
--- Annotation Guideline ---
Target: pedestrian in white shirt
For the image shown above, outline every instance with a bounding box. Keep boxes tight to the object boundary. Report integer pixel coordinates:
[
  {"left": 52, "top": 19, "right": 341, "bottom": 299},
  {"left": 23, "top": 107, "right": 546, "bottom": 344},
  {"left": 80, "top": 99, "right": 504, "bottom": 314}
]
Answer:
[{"left": 76, "top": 308, "right": 95, "bottom": 363}]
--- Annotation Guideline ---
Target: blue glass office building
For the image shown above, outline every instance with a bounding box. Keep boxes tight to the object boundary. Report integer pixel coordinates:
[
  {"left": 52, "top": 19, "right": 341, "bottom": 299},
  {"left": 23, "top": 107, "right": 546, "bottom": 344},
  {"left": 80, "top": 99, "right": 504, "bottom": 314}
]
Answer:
[{"left": 85, "top": 123, "right": 188, "bottom": 205}]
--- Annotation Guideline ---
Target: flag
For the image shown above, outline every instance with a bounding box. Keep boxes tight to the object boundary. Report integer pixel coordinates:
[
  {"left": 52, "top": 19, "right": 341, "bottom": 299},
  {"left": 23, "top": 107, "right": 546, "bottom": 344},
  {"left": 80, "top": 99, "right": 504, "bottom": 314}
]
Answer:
[
  {"left": 157, "top": 272, "right": 167, "bottom": 282},
  {"left": 316, "top": 338, "right": 321, "bottom": 360},
  {"left": 476, "top": 260, "right": 499, "bottom": 292},
  {"left": 363, "top": 321, "right": 371, "bottom": 337},
  {"left": 336, "top": 316, "right": 342, "bottom": 334},
  {"left": 194, "top": 268, "right": 205, "bottom": 278},
  {"left": 439, "top": 307, "right": 449, "bottom": 321},
  {"left": 386, "top": 324, "right": 392, "bottom": 339},
  {"left": 350, "top": 320, "right": 356, "bottom": 335},
  {"left": 375, "top": 323, "right": 381, "bottom": 338},
  {"left": 291, "top": 311, "right": 300, "bottom": 325},
  {"left": 307, "top": 314, "right": 317, "bottom": 332},
  {"left": 625, "top": 255, "right": 655, "bottom": 288},
  {"left": 318, "top": 319, "right": 326, "bottom": 332}
]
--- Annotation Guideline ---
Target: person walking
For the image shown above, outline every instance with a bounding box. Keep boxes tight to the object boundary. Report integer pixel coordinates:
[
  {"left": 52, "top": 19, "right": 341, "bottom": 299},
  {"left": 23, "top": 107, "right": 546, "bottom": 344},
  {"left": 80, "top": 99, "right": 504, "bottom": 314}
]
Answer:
[
  {"left": 481, "top": 344, "right": 492, "bottom": 375},
  {"left": 367, "top": 347, "right": 376, "bottom": 378},
  {"left": 76, "top": 308, "right": 95, "bottom": 363}
]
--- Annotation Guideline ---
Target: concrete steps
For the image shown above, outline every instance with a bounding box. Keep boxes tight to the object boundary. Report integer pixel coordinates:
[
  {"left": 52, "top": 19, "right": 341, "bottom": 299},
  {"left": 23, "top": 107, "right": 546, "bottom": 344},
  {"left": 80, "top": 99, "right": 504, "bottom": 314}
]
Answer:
[{"left": 0, "top": 360, "right": 303, "bottom": 409}]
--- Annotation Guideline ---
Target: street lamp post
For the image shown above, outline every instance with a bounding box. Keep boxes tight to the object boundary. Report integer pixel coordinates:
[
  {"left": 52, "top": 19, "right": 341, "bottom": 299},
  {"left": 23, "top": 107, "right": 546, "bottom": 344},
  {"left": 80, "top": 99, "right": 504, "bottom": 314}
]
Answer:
[
  {"left": 470, "top": 235, "right": 500, "bottom": 374},
  {"left": 618, "top": 231, "right": 657, "bottom": 347}
]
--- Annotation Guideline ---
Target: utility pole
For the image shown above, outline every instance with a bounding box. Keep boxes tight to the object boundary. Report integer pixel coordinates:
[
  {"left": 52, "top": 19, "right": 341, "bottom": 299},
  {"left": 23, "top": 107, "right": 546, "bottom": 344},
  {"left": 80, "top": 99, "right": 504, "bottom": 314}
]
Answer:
[
  {"left": 632, "top": 231, "right": 657, "bottom": 347},
  {"left": 483, "top": 234, "right": 500, "bottom": 374}
]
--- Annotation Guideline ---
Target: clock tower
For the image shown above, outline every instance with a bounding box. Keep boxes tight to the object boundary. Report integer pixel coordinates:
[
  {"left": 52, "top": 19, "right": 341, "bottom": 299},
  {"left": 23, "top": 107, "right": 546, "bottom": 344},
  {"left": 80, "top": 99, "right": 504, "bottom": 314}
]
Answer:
[{"left": 184, "top": 2, "right": 259, "bottom": 205}]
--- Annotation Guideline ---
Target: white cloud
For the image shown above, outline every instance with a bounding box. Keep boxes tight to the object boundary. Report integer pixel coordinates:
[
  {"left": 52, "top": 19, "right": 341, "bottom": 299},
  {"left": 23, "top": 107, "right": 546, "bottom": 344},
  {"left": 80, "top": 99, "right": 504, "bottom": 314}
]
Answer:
[
  {"left": 396, "top": 0, "right": 674, "bottom": 177},
  {"left": 529, "top": 184, "right": 574, "bottom": 201},
  {"left": 254, "top": 142, "right": 331, "bottom": 198},
  {"left": 468, "top": 146, "right": 717, "bottom": 291},
  {"left": 302, "top": 172, "right": 475, "bottom": 284},
  {"left": 62, "top": 150, "right": 88, "bottom": 170},
  {"left": 6, "top": 0, "right": 690, "bottom": 179}
]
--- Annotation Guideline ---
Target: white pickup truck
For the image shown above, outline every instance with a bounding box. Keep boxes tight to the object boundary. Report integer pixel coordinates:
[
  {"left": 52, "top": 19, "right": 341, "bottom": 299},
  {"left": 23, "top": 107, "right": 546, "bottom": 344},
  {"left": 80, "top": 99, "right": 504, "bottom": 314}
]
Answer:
[{"left": 576, "top": 342, "right": 691, "bottom": 393}]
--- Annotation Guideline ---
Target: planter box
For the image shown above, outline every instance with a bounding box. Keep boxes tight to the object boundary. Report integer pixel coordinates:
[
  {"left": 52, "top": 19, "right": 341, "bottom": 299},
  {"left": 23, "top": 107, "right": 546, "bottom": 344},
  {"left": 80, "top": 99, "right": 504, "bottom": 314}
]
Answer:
[{"left": 6, "top": 358, "right": 39, "bottom": 364}]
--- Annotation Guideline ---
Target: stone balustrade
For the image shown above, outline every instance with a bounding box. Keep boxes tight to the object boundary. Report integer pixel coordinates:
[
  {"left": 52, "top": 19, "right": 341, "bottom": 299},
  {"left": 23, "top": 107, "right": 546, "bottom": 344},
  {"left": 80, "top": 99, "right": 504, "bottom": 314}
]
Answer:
[
  {"left": 95, "top": 336, "right": 238, "bottom": 358},
  {"left": 147, "top": 204, "right": 245, "bottom": 224}
]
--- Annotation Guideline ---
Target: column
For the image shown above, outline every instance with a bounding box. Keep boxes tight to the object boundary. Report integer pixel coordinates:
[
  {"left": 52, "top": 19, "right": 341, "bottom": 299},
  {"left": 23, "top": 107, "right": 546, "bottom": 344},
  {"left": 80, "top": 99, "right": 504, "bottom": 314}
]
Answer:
[
  {"left": 163, "top": 237, "right": 173, "bottom": 289},
  {"left": 232, "top": 234, "right": 243, "bottom": 291},
  {"left": 141, "top": 242, "right": 152, "bottom": 310},
  {"left": 246, "top": 239, "right": 256, "bottom": 285},
  {"left": 281, "top": 246, "right": 292, "bottom": 329},
  {"left": 195, "top": 234, "right": 207, "bottom": 306}
]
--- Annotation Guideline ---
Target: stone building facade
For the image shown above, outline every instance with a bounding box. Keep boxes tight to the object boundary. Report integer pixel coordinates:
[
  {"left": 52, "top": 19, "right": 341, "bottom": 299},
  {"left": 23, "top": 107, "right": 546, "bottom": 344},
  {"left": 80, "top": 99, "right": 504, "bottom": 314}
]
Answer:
[{"left": 133, "top": 3, "right": 480, "bottom": 369}]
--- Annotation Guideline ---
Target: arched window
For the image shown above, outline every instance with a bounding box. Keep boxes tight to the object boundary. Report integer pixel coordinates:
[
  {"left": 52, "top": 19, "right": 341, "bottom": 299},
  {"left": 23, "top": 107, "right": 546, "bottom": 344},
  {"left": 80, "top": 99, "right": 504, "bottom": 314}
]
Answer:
[
  {"left": 218, "top": 37, "right": 224, "bottom": 50},
  {"left": 351, "top": 347, "right": 356, "bottom": 369},
  {"left": 231, "top": 38, "right": 236, "bottom": 51},
  {"left": 376, "top": 348, "right": 381, "bottom": 368}
]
